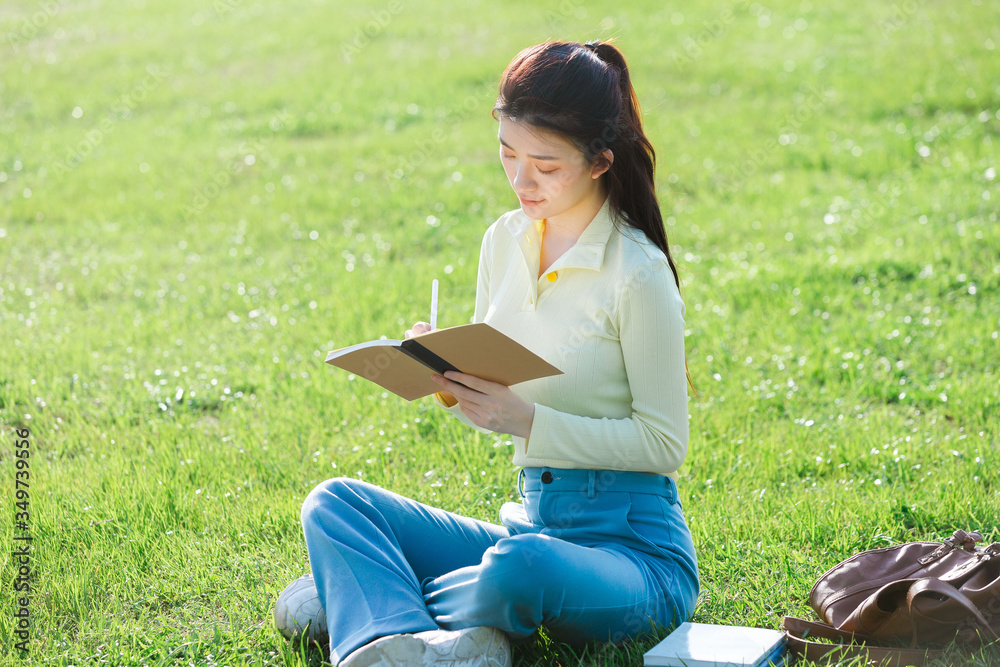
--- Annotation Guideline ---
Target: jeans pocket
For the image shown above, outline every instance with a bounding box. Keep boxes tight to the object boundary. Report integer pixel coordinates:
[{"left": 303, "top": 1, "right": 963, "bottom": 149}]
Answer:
[{"left": 624, "top": 493, "right": 680, "bottom": 558}]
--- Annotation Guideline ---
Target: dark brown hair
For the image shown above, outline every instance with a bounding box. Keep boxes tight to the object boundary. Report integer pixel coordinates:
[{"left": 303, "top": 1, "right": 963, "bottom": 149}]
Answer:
[{"left": 493, "top": 40, "right": 680, "bottom": 287}]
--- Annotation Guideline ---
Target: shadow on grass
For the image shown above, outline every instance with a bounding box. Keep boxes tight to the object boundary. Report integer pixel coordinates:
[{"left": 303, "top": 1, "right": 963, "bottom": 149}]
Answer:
[
  {"left": 512, "top": 629, "right": 664, "bottom": 667},
  {"left": 274, "top": 630, "right": 660, "bottom": 666},
  {"left": 275, "top": 635, "right": 330, "bottom": 666}
]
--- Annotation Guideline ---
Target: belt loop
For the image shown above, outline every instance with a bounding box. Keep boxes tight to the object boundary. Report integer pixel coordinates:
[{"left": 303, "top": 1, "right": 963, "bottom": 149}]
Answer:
[
  {"left": 517, "top": 468, "right": 526, "bottom": 498},
  {"left": 587, "top": 470, "right": 596, "bottom": 499}
]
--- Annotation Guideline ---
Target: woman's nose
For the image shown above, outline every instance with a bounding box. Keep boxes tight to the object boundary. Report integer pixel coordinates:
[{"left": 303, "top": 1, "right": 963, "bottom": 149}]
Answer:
[{"left": 512, "top": 165, "right": 535, "bottom": 192}]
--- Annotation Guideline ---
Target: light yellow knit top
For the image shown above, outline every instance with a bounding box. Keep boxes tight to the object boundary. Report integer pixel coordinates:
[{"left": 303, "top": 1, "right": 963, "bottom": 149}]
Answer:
[{"left": 436, "top": 197, "right": 688, "bottom": 478}]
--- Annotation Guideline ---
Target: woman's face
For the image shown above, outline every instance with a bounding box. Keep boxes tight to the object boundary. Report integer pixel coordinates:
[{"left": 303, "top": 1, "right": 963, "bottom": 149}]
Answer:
[{"left": 497, "top": 117, "right": 609, "bottom": 222}]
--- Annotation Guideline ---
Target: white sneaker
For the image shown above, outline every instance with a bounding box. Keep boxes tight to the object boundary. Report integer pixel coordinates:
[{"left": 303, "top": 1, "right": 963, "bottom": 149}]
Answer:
[
  {"left": 273, "top": 574, "right": 328, "bottom": 646},
  {"left": 340, "top": 625, "right": 511, "bottom": 667}
]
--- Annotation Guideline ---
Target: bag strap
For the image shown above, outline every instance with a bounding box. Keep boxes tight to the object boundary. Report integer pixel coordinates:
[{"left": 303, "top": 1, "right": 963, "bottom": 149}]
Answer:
[
  {"left": 782, "top": 616, "right": 943, "bottom": 667},
  {"left": 907, "top": 578, "right": 1000, "bottom": 644},
  {"left": 781, "top": 616, "right": 860, "bottom": 643}
]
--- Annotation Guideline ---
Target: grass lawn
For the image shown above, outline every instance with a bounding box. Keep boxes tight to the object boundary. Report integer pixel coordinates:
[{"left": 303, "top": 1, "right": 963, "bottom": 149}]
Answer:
[{"left": 1, "top": 0, "right": 998, "bottom": 664}]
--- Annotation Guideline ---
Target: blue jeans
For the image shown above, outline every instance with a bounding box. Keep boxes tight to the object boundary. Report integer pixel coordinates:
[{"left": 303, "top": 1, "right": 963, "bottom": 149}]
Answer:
[{"left": 301, "top": 467, "right": 699, "bottom": 664}]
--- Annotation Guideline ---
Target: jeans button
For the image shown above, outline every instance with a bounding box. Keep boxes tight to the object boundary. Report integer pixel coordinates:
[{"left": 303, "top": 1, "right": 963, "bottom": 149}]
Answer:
[{"left": 541, "top": 471, "right": 554, "bottom": 484}]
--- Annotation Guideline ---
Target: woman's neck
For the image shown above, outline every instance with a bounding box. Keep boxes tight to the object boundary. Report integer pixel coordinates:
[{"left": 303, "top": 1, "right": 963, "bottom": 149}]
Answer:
[
  {"left": 542, "top": 187, "right": 608, "bottom": 244},
  {"left": 537, "top": 187, "right": 608, "bottom": 278}
]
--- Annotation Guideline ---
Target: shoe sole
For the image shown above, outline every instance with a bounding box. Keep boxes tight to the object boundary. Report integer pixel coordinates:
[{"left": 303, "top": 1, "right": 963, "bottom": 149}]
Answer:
[{"left": 343, "top": 627, "right": 510, "bottom": 667}]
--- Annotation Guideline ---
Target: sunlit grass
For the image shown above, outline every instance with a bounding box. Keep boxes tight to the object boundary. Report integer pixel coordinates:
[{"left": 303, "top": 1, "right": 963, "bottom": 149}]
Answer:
[{"left": 1, "top": 0, "right": 998, "bottom": 665}]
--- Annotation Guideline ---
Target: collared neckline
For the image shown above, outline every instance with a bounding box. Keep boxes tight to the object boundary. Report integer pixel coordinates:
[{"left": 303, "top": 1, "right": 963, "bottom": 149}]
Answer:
[
  {"left": 503, "top": 197, "right": 617, "bottom": 310},
  {"left": 505, "top": 196, "right": 616, "bottom": 278}
]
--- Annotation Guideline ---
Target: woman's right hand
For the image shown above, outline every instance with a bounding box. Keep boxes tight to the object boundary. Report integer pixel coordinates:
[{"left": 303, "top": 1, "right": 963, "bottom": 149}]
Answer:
[{"left": 404, "top": 321, "right": 432, "bottom": 339}]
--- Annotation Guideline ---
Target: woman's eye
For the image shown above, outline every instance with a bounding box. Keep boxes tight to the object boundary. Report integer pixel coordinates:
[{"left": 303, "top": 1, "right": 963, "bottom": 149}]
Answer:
[
  {"left": 501, "top": 153, "right": 515, "bottom": 160},
  {"left": 538, "top": 167, "right": 557, "bottom": 175}
]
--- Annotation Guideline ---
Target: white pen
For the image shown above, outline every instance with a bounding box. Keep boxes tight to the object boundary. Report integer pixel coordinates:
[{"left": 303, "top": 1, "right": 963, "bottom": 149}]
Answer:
[{"left": 430, "top": 279, "right": 438, "bottom": 331}]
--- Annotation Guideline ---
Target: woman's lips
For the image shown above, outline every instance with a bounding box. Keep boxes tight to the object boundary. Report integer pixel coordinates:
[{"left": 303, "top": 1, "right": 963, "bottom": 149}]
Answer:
[{"left": 519, "top": 196, "right": 543, "bottom": 207}]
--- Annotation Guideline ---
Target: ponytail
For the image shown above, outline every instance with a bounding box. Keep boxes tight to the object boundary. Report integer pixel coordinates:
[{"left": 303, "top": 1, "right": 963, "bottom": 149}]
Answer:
[{"left": 586, "top": 41, "right": 679, "bottom": 289}]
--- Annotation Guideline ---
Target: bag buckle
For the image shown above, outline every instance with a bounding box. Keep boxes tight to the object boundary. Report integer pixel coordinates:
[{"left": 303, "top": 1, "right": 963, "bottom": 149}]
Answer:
[
  {"left": 944, "top": 529, "right": 983, "bottom": 552},
  {"left": 979, "top": 542, "right": 1000, "bottom": 558}
]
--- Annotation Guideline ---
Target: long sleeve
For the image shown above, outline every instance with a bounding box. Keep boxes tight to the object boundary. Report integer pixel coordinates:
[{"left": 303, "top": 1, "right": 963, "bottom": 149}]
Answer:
[{"left": 433, "top": 391, "right": 491, "bottom": 433}]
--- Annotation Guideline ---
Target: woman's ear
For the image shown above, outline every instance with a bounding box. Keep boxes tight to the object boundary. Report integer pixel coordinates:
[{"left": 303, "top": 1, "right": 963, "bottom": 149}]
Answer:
[{"left": 591, "top": 149, "right": 613, "bottom": 179}]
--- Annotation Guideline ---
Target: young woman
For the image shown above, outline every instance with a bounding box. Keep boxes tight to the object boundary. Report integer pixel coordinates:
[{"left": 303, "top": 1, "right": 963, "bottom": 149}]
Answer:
[{"left": 281, "top": 39, "right": 699, "bottom": 666}]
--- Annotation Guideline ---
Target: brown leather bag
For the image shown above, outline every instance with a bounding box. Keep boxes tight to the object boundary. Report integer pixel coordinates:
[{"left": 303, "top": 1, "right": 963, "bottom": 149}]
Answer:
[{"left": 782, "top": 530, "right": 1000, "bottom": 666}]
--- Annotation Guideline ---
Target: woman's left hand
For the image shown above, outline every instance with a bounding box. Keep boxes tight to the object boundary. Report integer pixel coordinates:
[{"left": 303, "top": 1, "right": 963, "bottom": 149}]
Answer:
[{"left": 431, "top": 371, "right": 535, "bottom": 439}]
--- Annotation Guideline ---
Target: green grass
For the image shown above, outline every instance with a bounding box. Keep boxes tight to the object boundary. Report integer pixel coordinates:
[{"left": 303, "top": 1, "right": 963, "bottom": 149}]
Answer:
[{"left": 1, "top": 0, "right": 998, "bottom": 664}]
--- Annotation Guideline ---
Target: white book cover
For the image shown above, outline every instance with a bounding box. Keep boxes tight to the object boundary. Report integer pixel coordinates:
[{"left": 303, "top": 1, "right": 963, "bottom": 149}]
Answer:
[{"left": 643, "top": 622, "right": 787, "bottom": 667}]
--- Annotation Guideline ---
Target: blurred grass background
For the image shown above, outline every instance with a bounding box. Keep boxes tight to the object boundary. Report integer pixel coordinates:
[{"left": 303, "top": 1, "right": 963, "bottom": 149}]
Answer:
[{"left": 1, "top": 0, "right": 998, "bottom": 664}]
